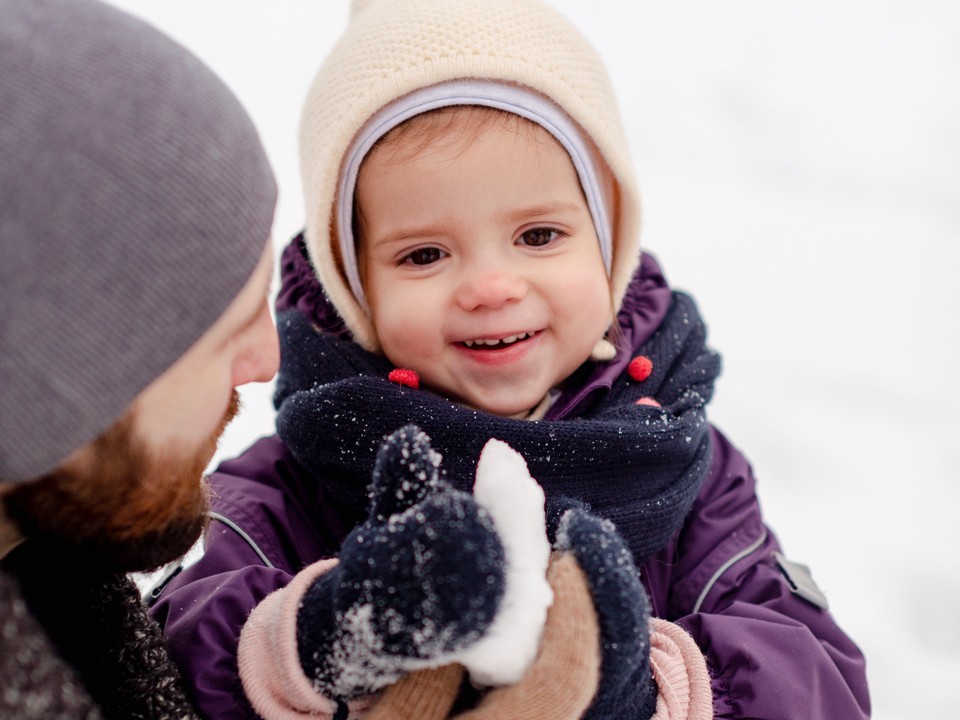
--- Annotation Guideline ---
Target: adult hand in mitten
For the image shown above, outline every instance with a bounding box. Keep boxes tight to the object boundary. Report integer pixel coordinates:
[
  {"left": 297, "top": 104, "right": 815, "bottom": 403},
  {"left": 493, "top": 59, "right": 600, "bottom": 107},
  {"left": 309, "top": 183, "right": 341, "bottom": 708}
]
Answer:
[
  {"left": 548, "top": 497, "right": 658, "bottom": 720},
  {"left": 295, "top": 425, "right": 507, "bottom": 702}
]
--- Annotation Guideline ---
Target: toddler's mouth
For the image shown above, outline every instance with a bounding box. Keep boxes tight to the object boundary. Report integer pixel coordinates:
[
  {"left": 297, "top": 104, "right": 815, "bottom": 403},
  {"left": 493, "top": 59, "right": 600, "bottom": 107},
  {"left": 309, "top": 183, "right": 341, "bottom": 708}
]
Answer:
[{"left": 461, "top": 331, "right": 534, "bottom": 350}]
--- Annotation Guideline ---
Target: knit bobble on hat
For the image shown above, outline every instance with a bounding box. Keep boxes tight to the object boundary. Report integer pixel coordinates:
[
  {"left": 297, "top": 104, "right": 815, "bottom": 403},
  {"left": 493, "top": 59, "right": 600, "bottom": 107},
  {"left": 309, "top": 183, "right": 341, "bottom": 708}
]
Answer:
[
  {"left": 591, "top": 338, "right": 618, "bottom": 363},
  {"left": 350, "top": 0, "right": 377, "bottom": 18},
  {"left": 299, "top": 0, "right": 641, "bottom": 352}
]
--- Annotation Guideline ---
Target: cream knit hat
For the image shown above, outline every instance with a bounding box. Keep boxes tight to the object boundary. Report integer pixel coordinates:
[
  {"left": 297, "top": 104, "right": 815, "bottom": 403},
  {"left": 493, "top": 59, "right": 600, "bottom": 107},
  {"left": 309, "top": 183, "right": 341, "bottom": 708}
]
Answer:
[{"left": 299, "top": 0, "right": 640, "bottom": 352}]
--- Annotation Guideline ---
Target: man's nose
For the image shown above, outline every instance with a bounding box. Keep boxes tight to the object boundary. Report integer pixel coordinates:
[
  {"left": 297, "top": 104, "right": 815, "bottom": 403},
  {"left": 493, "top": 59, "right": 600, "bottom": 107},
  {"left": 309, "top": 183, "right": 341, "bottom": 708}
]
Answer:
[{"left": 231, "top": 302, "right": 280, "bottom": 387}]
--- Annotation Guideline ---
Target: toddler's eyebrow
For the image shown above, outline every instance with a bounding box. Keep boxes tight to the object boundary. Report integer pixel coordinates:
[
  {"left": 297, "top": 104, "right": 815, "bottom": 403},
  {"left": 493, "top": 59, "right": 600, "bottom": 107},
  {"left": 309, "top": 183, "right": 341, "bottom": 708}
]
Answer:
[
  {"left": 374, "top": 223, "right": 454, "bottom": 248},
  {"left": 373, "top": 201, "right": 585, "bottom": 247},
  {"left": 502, "top": 201, "right": 584, "bottom": 224}
]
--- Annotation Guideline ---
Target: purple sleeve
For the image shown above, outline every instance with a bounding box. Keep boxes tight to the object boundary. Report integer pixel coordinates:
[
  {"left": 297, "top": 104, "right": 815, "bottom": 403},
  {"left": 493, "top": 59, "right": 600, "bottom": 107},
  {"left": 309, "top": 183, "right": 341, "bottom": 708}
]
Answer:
[
  {"left": 150, "top": 436, "right": 344, "bottom": 719},
  {"left": 152, "top": 563, "right": 291, "bottom": 719},
  {"left": 640, "top": 428, "right": 871, "bottom": 719}
]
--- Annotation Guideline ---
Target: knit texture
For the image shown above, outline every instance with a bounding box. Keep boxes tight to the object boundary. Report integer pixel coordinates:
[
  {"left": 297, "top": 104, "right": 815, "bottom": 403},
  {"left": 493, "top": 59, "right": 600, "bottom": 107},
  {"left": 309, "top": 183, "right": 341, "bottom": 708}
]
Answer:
[
  {"left": 274, "top": 281, "right": 717, "bottom": 570},
  {"left": 553, "top": 504, "right": 657, "bottom": 719},
  {"left": 0, "top": 570, "right": 103, "bottom": 719},
  {"left": 648, "top": 619, "right": 714, "bottom": 720},
  {"left": 3, "top": 539, "right": 201, "bottom": 719},
  {"left": 0, "top": 0, "right": 276, "bottom": 481},
  {"left": 365, "top": 664, "right": 466, "bottom": 720},
  {"left": 298, "top": 0, "right": 639, "bottom": 351}
]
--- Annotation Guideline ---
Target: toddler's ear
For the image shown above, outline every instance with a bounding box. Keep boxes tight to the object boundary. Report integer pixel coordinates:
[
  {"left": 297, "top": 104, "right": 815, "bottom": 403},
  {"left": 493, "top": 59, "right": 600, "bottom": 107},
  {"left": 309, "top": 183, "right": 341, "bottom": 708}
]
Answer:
[{"left": 367, "top": 424, "right": 443, "bottom": 523}]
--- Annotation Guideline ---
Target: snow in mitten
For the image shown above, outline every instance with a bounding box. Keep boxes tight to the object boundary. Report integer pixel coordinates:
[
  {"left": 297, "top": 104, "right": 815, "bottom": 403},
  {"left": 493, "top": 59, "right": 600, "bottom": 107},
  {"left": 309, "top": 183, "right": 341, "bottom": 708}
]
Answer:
[
  {"left": 549, "top": 498, "right": 658, "bottom": 720},
  {"left": 453, "top": 437, "right": 553, "bottom": 686},
  {"left": 294, "top": 426, "right": 507, "bottom": 701}
]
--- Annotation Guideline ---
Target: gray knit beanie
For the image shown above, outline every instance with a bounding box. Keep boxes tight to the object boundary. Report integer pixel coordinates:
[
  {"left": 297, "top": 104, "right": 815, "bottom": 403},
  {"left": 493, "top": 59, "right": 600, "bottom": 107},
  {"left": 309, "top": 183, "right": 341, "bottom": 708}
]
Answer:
[{"left": 0, "top": 0, "right": 277, "bottom": 483}]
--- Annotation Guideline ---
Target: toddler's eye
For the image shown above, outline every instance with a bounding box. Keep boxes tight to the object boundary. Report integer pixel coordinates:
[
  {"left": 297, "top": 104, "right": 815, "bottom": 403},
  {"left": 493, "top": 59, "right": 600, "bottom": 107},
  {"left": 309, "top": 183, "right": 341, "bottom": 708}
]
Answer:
[
  {"left": 402, "top": 247, "right": 446, "bottom": 266},
  {"left": 518, "top": 228, "right": 563, "bottom": 247}
]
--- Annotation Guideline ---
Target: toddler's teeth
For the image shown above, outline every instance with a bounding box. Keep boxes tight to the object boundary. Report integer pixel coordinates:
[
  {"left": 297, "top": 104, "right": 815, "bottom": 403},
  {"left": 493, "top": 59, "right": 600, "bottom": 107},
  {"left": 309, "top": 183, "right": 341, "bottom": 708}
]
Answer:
[{"left": 463, "top": 332, "right": 531, "bottom": 348}]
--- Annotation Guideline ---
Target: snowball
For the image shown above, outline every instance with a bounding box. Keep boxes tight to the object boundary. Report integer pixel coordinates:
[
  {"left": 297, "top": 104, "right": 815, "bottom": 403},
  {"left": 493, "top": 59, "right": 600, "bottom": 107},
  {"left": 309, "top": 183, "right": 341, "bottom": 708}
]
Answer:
[{"left": 454, "top": 438, "right": 553, "bottom": 686}]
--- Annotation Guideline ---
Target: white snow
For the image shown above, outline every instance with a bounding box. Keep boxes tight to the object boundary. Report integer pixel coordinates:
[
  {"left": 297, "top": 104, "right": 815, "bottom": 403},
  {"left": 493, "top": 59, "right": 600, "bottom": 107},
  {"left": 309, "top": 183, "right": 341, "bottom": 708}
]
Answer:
[
  {"left": 325, "top": 603, "right": 399, "bottom": 698},
  {"left": 114, "top": 2, "right": 960, "bottom": 716},
  {"left": 454, "top": 439, "right": 553, "bottom": 686}
]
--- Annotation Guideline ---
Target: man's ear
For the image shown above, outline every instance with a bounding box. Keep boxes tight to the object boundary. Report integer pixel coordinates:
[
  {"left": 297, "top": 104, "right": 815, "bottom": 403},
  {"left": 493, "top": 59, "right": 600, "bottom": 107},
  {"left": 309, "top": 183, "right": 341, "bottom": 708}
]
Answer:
[{"left": 0, "top": 487, "right": 26, "bottom": 558}]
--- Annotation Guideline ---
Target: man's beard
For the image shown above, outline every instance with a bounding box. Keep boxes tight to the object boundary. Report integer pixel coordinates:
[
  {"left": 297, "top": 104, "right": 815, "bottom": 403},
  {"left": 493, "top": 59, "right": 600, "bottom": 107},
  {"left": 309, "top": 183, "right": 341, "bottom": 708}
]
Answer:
[{"left": 4, "top": 391, "right": 240, "bottom": 573}]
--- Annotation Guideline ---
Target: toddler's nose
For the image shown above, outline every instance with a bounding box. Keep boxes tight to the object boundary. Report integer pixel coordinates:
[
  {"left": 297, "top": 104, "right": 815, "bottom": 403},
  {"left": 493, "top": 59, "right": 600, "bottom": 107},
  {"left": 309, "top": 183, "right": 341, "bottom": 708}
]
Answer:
[{"left": 455, "top": 269, "right": 528, "bottom": 311}]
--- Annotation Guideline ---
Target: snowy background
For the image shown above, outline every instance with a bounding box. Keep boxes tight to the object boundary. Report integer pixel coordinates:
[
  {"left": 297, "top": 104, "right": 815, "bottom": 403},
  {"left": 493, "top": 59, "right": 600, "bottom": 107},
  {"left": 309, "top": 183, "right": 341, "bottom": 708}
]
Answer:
[{"left": 110, "top": 2, "right": 959, "bottom": 717}]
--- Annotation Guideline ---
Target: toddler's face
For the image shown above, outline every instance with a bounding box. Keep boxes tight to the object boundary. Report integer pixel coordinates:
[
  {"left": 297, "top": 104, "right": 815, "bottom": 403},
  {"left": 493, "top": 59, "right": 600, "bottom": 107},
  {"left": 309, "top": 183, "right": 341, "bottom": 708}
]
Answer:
[{"left": 357, "top": 114, "right": 611, "bottom": 417}]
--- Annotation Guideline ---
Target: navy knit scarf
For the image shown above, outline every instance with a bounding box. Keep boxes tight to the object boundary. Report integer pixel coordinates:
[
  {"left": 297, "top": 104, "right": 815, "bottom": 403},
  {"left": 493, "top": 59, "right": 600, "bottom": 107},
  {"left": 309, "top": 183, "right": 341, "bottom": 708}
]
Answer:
[{"left": 274, "top": 285, "right": 720, "bottom": 567}]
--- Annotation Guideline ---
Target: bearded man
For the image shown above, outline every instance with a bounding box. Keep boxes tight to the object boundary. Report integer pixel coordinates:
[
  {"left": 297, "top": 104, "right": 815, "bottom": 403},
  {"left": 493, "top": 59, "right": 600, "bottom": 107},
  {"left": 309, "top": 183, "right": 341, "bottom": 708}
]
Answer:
[{"left": 0, "top": 0, "right": 279, "bottom": 717}]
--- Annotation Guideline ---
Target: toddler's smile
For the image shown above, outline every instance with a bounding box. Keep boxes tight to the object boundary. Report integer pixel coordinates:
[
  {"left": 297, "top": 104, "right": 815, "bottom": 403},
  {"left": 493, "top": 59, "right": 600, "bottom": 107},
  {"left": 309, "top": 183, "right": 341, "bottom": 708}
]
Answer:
[{"left": 461, "top": 331, "right": 535, "bottom": 349}]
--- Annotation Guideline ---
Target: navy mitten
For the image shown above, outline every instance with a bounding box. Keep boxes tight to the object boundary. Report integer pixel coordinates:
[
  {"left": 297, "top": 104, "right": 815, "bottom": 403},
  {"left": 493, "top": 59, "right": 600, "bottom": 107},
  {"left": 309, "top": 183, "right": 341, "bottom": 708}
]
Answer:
[
  {"left": 296, "top": 426, "right": 506, "bottom": 701},
  {"left": 548, "top": 497, "right": 658, "bottom": 720}
]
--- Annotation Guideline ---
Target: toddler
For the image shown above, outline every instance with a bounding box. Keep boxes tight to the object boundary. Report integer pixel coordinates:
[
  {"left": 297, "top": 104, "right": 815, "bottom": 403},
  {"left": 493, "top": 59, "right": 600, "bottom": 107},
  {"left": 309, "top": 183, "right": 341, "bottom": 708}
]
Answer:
[{"left": 153, "top": 1, "right": 870, "bottom": 718}]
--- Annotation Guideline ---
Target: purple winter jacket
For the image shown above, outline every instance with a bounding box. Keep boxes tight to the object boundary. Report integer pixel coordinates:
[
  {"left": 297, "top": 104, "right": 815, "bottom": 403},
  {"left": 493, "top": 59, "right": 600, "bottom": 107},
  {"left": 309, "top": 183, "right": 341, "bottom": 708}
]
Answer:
[{"left": 151, "top": 247, "right": 870, "bottom": 719}]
